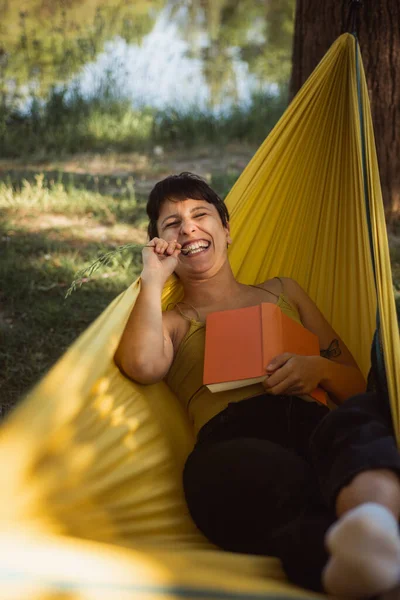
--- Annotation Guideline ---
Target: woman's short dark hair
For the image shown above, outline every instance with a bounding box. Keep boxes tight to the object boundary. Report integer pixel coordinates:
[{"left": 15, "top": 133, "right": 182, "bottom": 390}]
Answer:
[{"left": 146, "top": 172, "right": 230, "bottom": 239}]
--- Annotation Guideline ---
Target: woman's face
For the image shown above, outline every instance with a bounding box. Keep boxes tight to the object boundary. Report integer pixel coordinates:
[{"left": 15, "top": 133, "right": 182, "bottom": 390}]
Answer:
[{"left": 156, "top": 198, "right": 231, "bottom": 279}]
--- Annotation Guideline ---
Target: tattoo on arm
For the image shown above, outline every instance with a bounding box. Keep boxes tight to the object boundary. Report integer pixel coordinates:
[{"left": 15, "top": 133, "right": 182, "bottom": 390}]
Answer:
[{"left": 320, "top": 339, "right": 342, "bottom": 359}]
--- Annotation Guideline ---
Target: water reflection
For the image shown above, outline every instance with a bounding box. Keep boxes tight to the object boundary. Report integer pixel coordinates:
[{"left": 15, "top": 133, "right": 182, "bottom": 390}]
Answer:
[
  {"left": 1, "top": 0, "right": 294, "bottom": 114},
  {"left": 76, "top": 8, "right": 263, "bottom": 114}
]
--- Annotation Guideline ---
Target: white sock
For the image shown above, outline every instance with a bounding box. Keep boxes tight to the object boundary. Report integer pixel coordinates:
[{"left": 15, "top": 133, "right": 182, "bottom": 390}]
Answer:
[{"left": 323, "top": 503, "right": 400, "bottom": 598}]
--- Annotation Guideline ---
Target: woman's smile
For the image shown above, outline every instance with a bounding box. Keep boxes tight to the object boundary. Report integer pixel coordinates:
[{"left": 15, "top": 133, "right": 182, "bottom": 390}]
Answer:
[{"left": 180, "top": 239, "right": 211, "bottom": 257}]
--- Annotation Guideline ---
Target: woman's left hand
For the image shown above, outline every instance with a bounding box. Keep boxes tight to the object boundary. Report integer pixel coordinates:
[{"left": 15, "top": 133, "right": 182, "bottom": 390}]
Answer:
[{"left": 262, "top": 353, "right": 322, "bottom": 396}]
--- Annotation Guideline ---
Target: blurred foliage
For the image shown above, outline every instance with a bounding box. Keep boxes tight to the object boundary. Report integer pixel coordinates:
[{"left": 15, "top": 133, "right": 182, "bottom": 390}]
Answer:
[
  {"left": 0, "top": 0, "right": 165, "bottom": 100},
  {"left": 153, "top": 90, "right": 286, "bottom": 147},
  {"left": 0, "top": 0, "right": 294, "bottom": 157},
  {"left": 0, "top": 85, "right": 155, "bottom": 156},
  {"left": 243, "top": 0, "right": 294, "bottom": 88},
  {"left": 0, "top": 85, "right": 286, "bottom": 157},
  {"left": 169, "top": 0, "right": 295, "bottom": 106}
]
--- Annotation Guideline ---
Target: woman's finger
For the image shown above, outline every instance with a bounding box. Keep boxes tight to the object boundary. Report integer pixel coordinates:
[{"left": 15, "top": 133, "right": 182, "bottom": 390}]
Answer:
[
  {"left": 264, "top": 372, "right": 296, "bottom": 395},
  {"left": 155, "top": 239, "right": 168, "bottom": 254},
  {"left": 264, "top": 360, "right": 293, "bottom": 388},
  {"left": 166, "top": 241, "right": 175, "bottom": 255},
  {"left": 267, "top": 378, "right": 293, "bottom": 395},
  {"left": 266, "top": 353, "right": 293, "bottom": 374},
  {"left": 167, "top": 240, "right": 181, "bottom": 255}
]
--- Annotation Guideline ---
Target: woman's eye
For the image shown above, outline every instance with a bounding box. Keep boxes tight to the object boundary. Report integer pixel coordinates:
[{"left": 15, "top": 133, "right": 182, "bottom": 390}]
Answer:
[
  {"left": 194, "top": 213, "right": 207, "bottom": 218},
  {"left": 166, "top": 221, "right": 179, "bottom": 228}
]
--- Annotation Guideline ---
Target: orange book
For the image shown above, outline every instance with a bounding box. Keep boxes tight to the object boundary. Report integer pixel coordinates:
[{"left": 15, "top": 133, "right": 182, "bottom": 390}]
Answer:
[{"left": 203, "top": 303, "right": 327, "bottom": 405}]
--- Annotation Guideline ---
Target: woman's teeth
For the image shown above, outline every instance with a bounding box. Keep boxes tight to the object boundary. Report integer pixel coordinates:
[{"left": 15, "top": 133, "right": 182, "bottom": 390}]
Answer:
[{"left": 182, "top": 242, "right": 209, "bottom": 256}]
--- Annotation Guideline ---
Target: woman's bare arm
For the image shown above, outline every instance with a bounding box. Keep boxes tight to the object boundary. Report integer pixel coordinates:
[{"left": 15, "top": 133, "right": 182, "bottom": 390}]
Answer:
[
  {"left": 114, "top": 238, "right": 181, "bottom": 384},
  {"left": 263, "top": 277, "right": 366, "bottom": 404},
  {"left": 114, "top": 280, "right": 174, "bottom": 384}
]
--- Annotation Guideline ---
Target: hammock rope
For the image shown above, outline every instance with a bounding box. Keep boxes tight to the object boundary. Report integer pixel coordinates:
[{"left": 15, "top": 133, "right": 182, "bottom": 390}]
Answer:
[{"left": 346, "top": 0, "right": 363, "bottom": 35}]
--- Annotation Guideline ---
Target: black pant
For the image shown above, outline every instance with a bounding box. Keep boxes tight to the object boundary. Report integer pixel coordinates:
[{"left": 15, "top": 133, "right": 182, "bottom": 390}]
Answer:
[{"left": 183, "top": 392, "right": 400, "bottom": 592}]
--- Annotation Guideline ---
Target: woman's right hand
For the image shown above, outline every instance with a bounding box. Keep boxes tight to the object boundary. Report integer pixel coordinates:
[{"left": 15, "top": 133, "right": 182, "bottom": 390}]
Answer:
[{"left": 141, "top": 238, "right": 182, "bottom": 286}]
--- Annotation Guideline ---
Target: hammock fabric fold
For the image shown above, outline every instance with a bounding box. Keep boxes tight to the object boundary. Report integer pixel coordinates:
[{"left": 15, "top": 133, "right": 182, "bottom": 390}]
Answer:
[{"left": 0, "top": 33, "right": 399, "bottom": 600}]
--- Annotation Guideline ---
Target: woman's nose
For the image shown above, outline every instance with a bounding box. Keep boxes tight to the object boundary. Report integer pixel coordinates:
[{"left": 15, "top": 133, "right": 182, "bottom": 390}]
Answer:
[{"left": 180, "top": 219, "right": 196, "bottom": 235}]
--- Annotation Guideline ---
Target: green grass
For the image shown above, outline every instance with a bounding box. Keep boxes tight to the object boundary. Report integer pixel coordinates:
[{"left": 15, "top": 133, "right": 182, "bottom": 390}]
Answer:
[
  {"left": 152, "top": 92, "right": 286, "bottom": 148},
  {"left": 0, "top": 172, "right": 138, "bottom": 222},
  {"left": 0, "top": 161, "right": 245, "bottom": 415},
  {"left": 0, "top": 176, "right": 146, "bottom": 415},
  {"left": 0, "top": 88, "right": 287, "bottom": 158}
]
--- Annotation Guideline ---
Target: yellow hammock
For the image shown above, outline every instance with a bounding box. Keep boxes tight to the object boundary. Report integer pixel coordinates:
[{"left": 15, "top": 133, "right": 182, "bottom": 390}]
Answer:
[{"left": 0, "top": 33, "right": 399, "bottom": 600}]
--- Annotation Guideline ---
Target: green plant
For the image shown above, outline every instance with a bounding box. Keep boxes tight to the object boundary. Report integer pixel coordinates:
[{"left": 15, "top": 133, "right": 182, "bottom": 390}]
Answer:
[
  {"left": 1, "top": 88, "right": 287, "bottom": 158},
  {"left": 65, "top": 243, "right": 146, "bottom": 297}
]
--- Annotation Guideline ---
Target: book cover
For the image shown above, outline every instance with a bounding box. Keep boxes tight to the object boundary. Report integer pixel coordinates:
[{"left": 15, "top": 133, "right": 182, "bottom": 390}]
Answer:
[{"left": 203, "top": 302, "right": 327, "bottom": 405}]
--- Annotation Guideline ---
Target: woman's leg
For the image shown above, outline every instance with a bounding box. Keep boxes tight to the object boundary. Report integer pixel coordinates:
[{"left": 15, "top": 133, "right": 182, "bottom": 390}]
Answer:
[
  {"left": 183, "top": 435, "right": 335, "bottom": 591},
  {"left": 309, "top": 391, "right": 400, "bottom": 597},
  {"left": 310, "top": 392, "right": 400, "bottom": 511}
]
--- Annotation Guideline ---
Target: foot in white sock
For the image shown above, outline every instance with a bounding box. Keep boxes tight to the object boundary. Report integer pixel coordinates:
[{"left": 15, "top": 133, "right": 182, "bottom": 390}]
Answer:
[{"left": 323, "top": 503, "right": 400, "bottom": 598}]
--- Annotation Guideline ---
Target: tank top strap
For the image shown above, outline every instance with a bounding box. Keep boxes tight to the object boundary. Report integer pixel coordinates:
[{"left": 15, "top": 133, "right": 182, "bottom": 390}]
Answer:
[
  {"left": 249, "top": 276, "right": 284, "bottom": 300},
  {"left": 274, "top": 276, "right": 284, "bottom": 293},
  {"left": 174, "top": 302, "right": 201, "bottom": 323}
]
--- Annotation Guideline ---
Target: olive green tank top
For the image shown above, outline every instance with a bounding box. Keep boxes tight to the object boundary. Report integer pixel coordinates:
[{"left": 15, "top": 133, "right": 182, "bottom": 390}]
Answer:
[{"left": 165, "top": 290, "right": 309, "bottom": 436}]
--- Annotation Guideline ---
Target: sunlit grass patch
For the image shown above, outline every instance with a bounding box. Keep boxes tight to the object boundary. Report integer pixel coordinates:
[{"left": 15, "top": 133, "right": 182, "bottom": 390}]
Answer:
[
  {"left": 0, "top": 173, "right": 139, "bottom": 223},
  {"left": 0, "top": 178, "right": 146, "bottom": 415}
]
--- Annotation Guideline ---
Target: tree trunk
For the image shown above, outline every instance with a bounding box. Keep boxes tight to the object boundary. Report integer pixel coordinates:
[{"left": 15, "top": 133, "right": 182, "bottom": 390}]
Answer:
[{"left": 290, "top": 0, "right": 400, "bottom": 223}]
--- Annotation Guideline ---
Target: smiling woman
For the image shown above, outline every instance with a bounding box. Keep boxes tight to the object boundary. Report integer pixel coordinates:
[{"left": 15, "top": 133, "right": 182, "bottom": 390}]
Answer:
[
  {"left": 113, "top": 172, "right": 400, "bottom": 598},
  {"left": 146, "top": 172, "right": 230, "bottom": 239}
]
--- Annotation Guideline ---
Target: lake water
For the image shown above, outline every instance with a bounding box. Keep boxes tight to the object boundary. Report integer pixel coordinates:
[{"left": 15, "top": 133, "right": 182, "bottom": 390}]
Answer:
[{"left": 2, "top": 0, "right": 295, "bottom": 114}]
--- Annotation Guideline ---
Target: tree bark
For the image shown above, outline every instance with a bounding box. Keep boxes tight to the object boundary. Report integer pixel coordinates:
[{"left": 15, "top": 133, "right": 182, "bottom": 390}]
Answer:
[{"left": 290, "top": 0, "right": 400, "bottom": 223}]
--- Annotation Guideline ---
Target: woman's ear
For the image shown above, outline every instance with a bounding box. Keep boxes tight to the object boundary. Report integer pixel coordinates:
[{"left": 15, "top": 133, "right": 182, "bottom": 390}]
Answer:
[{"left": 226, "top": 222, "right": 232, "bottom": 245}]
